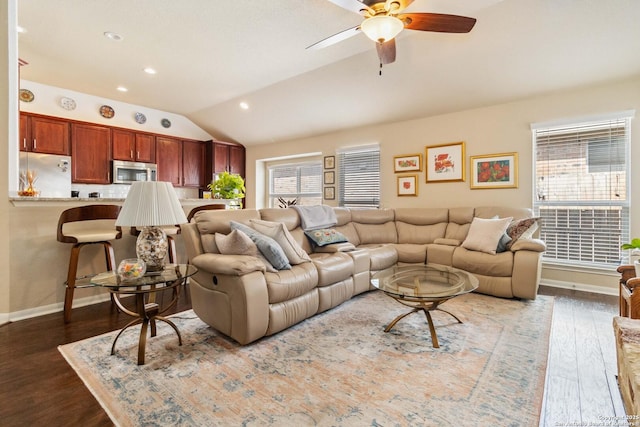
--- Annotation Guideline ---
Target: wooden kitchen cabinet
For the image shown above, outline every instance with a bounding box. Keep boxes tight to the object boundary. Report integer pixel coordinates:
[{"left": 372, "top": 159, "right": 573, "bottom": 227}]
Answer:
[
  {"left": 156, "top": 136, "right": 182, "bottom": 187},
  {"left": 112, "top": 129, "right": 156, "bottom": 163},
  {"left": 182, "top": 139, "right": 205, "bottom": 188},
  {"left": 71, "top": 123, "right": 111, "bottom": 184},
  {"left": 207, "top": 140, "right": 246, "bottom": 180},
  {"left": 19, "top": 113, "right": 70, "bottom": 155}
]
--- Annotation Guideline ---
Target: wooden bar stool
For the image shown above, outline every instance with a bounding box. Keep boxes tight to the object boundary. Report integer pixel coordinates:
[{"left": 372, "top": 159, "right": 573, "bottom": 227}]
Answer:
[
  {"left": 186, "top": 203, "right": 226, "bottom": 222},
  {"left": 57, "top": 205, "right": 122, "bottom": 322}
]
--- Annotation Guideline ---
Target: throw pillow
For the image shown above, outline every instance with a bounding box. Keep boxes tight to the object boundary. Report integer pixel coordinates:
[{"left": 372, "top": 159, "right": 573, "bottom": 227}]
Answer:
[
  {"left": 505, "top": 217, "right": 540, "bottom": 249},
  {"left": 215, "top": 230, "right": 276, "bottom": 273},
  {"left": 249, "top": 219, "right": 311, "bottom": 265},
  {"left": 496, "top": 233, "right": 512, "bottom": 253},
  {"left": 215, "top": 229, "right": 259, "bottom": 257},
  {"left": 304, "top": 228, "right": 349, "bottom": 247},
  {"left": 230, "top": 221, "right": 291, "bottom": 270},
  {"left": 461, "top": 216, "right": 513, "bottom": 255}
]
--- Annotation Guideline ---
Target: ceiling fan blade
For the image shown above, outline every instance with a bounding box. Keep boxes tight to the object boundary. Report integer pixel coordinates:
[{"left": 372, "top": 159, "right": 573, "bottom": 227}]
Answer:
[
  {"left": 399, "top": 13, "right": 477, "bottom": 33},
  {"left": 327, "top": 0, "right": 373, "bottom": 15},
  {"left": 306, "top": 25, "right": 361, "bottom": 50},
  {"left": 376, "top": 39, "right": 396, "bottom": 64}
]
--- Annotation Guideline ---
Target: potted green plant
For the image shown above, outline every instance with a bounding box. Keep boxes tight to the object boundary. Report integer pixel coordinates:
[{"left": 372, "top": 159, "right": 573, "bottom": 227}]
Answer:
[
  {"left": 208, "top": 172, "right": 245, "bottom": 208},
  {"left": 621, "top": 238, "right": 640, "bottom": 276}
]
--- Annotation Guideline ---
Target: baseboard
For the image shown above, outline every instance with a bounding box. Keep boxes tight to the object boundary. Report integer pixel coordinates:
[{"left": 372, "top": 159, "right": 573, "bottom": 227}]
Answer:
[
  {"left": 4, "top": 293, "right": 113, "bottom": 323},
  {"left": 540, "top": 278, "right": 618, "bottom": 296}
]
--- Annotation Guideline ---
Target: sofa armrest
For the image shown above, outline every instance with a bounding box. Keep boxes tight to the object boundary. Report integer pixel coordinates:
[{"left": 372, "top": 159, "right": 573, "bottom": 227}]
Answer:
[
  {"left": 192, "top": 253, "right": 266, "bottom": 276},
  {"left": 510, "top": 238, "right": 546, "bottom": 252},
  {"left": 433, "top": 238, "right": 461, "bottom": 246},
  {"left": 313, "top": 242, "right": 357, "bottom": 253}
]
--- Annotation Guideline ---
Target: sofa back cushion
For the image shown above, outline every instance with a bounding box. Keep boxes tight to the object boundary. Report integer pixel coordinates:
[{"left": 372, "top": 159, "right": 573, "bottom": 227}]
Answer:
[
  {"left": 194, "top": 209, "right": 261, "bottom": 235},
  {"left": 444, "top": 207, "right": 475, "bottom": 242},
  {"left": 349, "top": 209, "right": 397, "bottom": 245},
  {"left": 395, "top": 208, "right": 448, "bottom": 244}
]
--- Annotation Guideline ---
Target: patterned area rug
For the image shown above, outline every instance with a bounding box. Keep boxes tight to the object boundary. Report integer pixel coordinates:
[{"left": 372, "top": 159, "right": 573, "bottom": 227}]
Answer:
[{"left": 59, "top": 291, "right": 553, "bottom": 426}]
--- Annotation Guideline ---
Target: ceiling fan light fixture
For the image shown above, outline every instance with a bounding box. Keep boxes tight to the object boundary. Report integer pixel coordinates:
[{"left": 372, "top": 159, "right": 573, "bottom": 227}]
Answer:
[{"left": 360, "top": 15, "right": 404, "bottom": 43}]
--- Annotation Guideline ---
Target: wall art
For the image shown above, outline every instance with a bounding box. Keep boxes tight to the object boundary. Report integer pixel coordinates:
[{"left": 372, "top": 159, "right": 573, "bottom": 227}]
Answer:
[
  {"left": 425, "top": 142, "right": 465, "bottom": 182},
  {"left": 397, "top": 174, "right": 418, "bottom": 196},
  {"left": 469, "top": 152, "right": 518, "bottom": 189},
  {"left": 393, "top": 153, "right": 422, "bottom": 173}
]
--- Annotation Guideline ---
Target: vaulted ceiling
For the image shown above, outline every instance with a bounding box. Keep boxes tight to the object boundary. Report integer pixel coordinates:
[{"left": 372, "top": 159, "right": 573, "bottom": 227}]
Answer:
[{"left": 17, "top": 0, "right": 640, "bottom": 145}]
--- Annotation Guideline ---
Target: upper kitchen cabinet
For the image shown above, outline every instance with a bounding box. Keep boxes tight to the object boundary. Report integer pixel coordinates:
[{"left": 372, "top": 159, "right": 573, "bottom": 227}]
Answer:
[
  {"left": 207, "top": 140, "right": 246, "bottom": 179},
  {"left": 19, "top": 113, "right": 70, "bottom": 155},
  {"left": 112, "top": 129, "right": 156, "bottom": 163},
  {"left": 71, "top": 123, "right": 111, "bottom": 184},
  {"left": 156, "top": 136, "right": 182, "bottom": 187},
  {"left": 182, "top": 139, "right": 206, "bottom": 188}
]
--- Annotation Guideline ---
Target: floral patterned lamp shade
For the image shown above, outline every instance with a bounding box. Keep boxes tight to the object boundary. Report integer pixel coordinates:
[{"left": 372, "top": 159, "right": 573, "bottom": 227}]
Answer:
[{"left": 116, "top": 181, "right": 187, "bottom": 271}]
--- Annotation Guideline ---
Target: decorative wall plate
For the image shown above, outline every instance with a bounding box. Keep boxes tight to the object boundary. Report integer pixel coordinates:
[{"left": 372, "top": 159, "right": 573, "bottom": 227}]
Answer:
[
  {"left": 19, "top": 89, "right": 34, "bottom": 102},
  {"left": 161, "top": 118, "right": 171, "bottom": 128},
  {"left": 99, "top": 105, "right": 115, "bottom": 118},
  {"left": 134, "top": 112, "right": 147, "bottom": 124},
  {"left": 59, "top": 97, "right": 76, "bottom": 111}
]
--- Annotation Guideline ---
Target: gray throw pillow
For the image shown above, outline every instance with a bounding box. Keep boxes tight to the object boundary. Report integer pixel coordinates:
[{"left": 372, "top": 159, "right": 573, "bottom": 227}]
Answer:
[{"left": 230, "top": 221, "right": 291, "bottom": 270}]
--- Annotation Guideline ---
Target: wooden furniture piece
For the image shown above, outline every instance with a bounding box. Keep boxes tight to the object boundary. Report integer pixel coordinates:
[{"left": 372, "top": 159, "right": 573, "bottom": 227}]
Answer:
[
  {"left": 613, "top": 316, "right": 640, "bottom": 416},
  {"left": 186, "top": 203, "right": 226, "bottom": 222},
  {"left": 57, "top": 205, "right": 122, "bottom": 322},
  {"left": 71, "top": 123, "right": 111, "bottom": 184},
  {"left": 112, "top": 128, "right": 156, "bottom": 163},
  {"left": 90, "top": 264, "right": 197, "bottom": 365},
  {"left": 19, "top": 113, "right": 70, "bottom": 155},
  {"left": 617, "top": 264, "right": 640, "bottom": 319}
]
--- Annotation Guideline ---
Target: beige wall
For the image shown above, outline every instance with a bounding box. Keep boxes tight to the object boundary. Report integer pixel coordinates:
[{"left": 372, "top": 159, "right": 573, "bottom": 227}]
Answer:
[{"left": 246, "top": 76, "right": 640, "bottom": 293}]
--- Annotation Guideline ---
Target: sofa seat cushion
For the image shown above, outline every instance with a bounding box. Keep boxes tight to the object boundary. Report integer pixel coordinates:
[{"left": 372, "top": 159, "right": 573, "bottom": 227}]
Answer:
[
  {"left": 452, "top": 247, "right": 514, "bottom": 277},
  {"left": 309, "top": 252, "right": 354, "bottom": 287},
  {"left": 394, "top": 243, "right": 427, "bottom": 264},
  {"left": 264, "top": 262, "right": 318, "bottom": 304},
  {"left": 357, "top": 244, "right": 398, "bottom": 271}
]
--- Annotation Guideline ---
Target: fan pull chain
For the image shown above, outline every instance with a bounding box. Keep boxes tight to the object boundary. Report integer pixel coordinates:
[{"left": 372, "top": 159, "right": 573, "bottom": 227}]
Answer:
[{"left": 379, "top": 62, "right": 383, "bottom": 76}]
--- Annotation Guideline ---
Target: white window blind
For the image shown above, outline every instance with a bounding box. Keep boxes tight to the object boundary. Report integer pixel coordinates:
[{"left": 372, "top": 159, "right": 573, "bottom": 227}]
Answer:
[
  {"left": 268, "top": 161, "right": 322, "bottom": 207},
  {"left": 532, "top": 113, "right": 632, "bottom": 267},
  {"left": 338, "top": 145, "right": 380, "bottom": 208}
]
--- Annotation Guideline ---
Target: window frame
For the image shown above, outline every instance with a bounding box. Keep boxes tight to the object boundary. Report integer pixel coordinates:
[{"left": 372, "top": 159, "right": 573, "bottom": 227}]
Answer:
[
  {"left": 267, "top": 160, "right": 323, "bottom": 208},
  {"left": 531, "top": 111, "right": 634, "bottom": 270}
]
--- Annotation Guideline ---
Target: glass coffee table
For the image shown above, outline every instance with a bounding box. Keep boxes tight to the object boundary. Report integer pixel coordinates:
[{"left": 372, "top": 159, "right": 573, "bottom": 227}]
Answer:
[
  {"left": 91, "top": 264, "right": 197, "bottom": 365},
  {"left": 371, "top": 264, "right": 478, "bottom": 348}
]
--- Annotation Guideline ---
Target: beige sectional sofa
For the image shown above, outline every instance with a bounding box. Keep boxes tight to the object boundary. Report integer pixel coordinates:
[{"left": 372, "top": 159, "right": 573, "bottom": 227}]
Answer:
[{"left": 181, "top": 206, "right": 545, "bottom": 345}]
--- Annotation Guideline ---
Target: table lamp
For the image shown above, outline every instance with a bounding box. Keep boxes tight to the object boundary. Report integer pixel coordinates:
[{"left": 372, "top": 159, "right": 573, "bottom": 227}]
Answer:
[{"left": 116, "top": 181, "right": 188, "bottom": 271}]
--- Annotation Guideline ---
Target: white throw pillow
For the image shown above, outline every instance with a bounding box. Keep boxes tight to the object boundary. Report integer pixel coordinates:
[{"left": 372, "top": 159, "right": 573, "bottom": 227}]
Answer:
[
  {"left": 250, "top": 219, "right": 312, "bottom": 265},
  {"left": 462, "top": 216, "right": 513, "bottom": 255}
]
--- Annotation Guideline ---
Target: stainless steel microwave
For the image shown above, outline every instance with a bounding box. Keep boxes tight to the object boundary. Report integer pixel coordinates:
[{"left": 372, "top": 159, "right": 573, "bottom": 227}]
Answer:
[{"left": 112, "top": 160, "right": 157, "bottom": 184}]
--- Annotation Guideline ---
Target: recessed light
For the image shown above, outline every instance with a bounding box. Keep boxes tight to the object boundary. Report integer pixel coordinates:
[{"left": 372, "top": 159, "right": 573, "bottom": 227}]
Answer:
[
  {"left": 117, "top": 86, "right": 128, "bottom": 92},
  {"left": 104, "top": 31, "right": 123, "bottom": 41},
  {"left": 239, "top": 102, "right": 249, "bottom": 110},
  {"left": 143, "top": 67, "right": 157, "bottom": 75}
]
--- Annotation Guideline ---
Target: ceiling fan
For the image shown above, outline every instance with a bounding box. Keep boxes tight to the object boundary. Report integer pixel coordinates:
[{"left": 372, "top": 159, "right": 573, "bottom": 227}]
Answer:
[{"left": 307, "top": 0, "right": 477, "bottom": 65}]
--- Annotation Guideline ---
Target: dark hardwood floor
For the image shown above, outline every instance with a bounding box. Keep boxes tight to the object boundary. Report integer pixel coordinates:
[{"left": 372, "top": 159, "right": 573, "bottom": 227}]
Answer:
[{"left": 0, "top": 285, "right": 624, "bottom": 427}]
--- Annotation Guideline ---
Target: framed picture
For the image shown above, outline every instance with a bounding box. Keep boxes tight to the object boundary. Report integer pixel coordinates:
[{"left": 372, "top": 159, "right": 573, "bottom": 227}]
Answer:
[
  {"left": 324, "top": 171, "right": 335, "bottom": 185},
  {"left": 425, "top": 142, "right": 465, "bottom": 183},
  {"left": 397, "top": 175, "right": 418, "bottom": 196},
  {"left": 393, "top": 153, "right": 422, "bottom": 173},
  {"left": 324, "top": 186, "right": 335, "bottom": 200},
  {"left": 324, "top": 156, "right": 335, "bottom": 169},
  {"left": 469, "top": 152, "right": 518, "bottom": 189}
]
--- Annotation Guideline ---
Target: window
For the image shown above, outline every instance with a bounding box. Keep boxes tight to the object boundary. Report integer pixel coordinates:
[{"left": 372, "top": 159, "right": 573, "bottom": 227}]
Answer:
[
  {"left": 532, "top": 111, "right": 633, "bottom": 268},
  {"left": 337, "top": 145, "right": 380, "bottom": 208},
  {"left": 268, "top": 161, "right": 322, "bottom": 207}
]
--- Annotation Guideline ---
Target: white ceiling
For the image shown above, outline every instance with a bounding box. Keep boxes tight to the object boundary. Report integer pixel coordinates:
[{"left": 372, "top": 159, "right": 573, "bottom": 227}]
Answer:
[{"left": 17, "top": 0, "right": 640, "bottom": 146}]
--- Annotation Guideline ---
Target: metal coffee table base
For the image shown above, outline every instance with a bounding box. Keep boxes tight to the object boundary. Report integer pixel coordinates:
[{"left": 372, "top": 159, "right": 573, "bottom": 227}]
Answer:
[{"left": 384, "top": 300, "right": 463, "bottom": 348}]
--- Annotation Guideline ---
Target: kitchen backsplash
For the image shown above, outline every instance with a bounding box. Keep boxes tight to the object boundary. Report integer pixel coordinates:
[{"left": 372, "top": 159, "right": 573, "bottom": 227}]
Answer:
[{"left": 70, "top": 184, "right": 199, "bottom": 199}]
